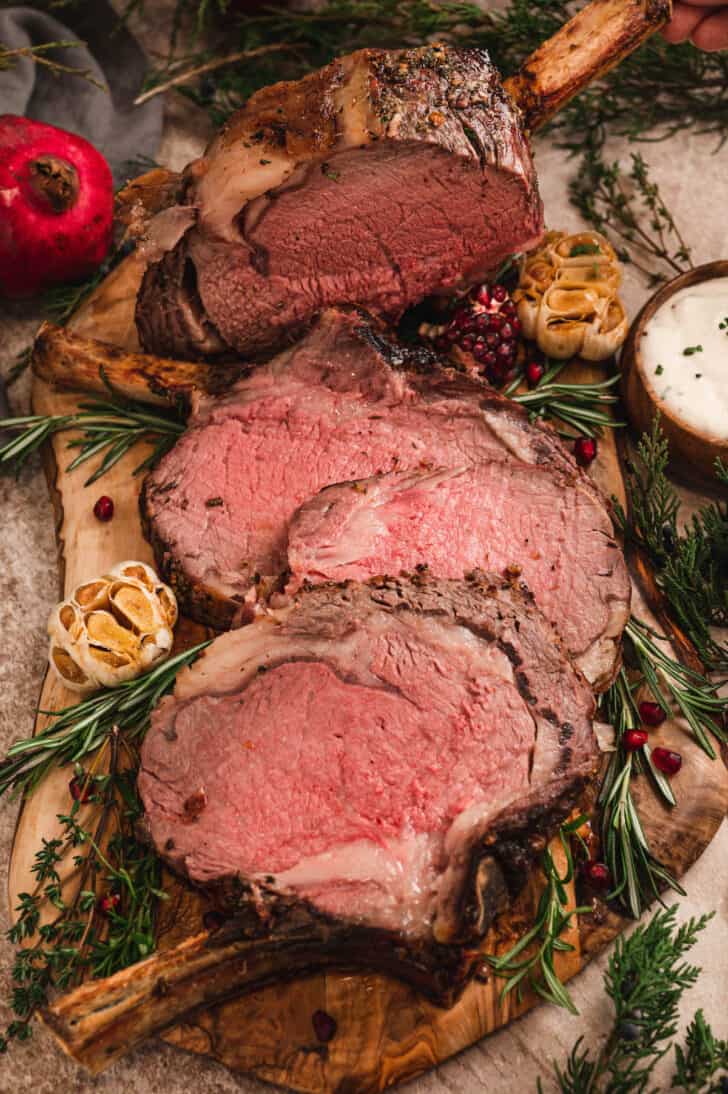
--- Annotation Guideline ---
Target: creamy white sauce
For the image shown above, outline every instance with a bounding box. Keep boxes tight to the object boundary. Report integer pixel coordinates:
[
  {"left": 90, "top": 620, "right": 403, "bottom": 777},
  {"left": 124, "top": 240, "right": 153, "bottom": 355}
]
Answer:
[{"left": 640, "top": 277, "right": 728, "bottom": 440}]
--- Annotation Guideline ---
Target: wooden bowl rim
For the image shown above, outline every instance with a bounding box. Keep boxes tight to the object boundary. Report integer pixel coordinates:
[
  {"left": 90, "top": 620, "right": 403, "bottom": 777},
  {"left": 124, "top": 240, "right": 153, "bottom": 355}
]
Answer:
[{"left": 625, "top": 260, "right": 728, "bottom": 449}]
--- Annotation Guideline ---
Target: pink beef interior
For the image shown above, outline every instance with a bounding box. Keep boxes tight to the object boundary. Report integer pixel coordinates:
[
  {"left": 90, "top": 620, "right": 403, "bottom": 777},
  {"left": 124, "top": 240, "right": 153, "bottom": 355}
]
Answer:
[
  {"left": 148, "top": 367, "right": 544, "bottom": 599},
  {"left": 140, "top": 619, "right": 535, "bottom": 934},
  {"left": 287, "top": 464, "right": 624, "bottom": 660},
  {"left": 193, "top": 143, "right": 540, "bottom": 354}
]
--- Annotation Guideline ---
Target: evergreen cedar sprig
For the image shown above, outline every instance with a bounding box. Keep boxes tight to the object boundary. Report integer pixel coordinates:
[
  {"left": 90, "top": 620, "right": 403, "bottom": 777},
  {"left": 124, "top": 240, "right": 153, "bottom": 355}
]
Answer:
[
  {"left": 0, "top": 735, "right": 165, "bottom": 1053},
  {"left": 0, "top": 392, "right": 185, "bottom": 487},
  {"left": 614, "top": 422, "right": 728, "bottom": 671},
  {"left": 0, "top": 642, "right": 210, "bottom": 798},
  {"left": 539, "top": 906, "right": 721, "bottom": 1094},
  {"left": 487, "top": 814, "right": 591, "bottom": 1014}
]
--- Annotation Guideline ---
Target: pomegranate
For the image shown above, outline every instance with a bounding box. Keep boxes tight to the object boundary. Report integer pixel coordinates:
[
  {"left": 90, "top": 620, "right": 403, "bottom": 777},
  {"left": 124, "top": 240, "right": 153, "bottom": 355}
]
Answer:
[
  {"left": 0, "top": 115, "right": 113, "bottom": 298},
  {"left": 623, "top": 728, "right": 648, "bottom": 752},
  {"left": 573, "top": 436, "right": 597, "bottom": 466},
  {"left": 639, "top": 700, "right": 666, "bottom": 727},
  {"left": 582, "top": 861, "right": 611, "bottom": 889},
  {"left": 652, "top": 747, "right": 682, "bottom": 776},
  {"left": 435, "top": 282, "right": 521, "bottom": 386},
  {"left": 93, "top": 495, "right": 114, "bottom": 522}
]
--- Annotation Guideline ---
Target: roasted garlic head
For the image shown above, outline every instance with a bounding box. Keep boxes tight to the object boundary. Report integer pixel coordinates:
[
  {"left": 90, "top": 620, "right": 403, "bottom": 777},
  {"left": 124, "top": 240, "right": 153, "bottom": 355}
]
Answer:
[
  {"left": 48, "top": 561, "right": 178, "bottom": 693},
  {"left": 514, "top": 230, "right": 628, "bottom": 361}
]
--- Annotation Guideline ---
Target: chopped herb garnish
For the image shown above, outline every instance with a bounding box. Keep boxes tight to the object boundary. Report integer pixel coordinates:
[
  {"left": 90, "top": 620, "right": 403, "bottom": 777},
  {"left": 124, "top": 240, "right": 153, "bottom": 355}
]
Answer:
[
  {"left": 655, "top": 364, "right": 664, "bottom": 376},
  {"left": 694, "top": 373, "right": 702, "bottom": 379},
  {"left": 321, "top": 162, "right": 341, "bottom": 182},
  {"left": 682, "top": 345, "right": 703, "bottom": 356},
  {"left": 569, "top": 242, "right": 601, "bottom": 256},
  {"left": 205, "top": 496, "right": 224, "bottom": 507}
]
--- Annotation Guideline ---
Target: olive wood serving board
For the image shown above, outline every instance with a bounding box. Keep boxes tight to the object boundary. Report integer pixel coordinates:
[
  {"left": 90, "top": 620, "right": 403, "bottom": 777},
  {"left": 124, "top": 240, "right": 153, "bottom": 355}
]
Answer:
[{"left": 7, "top": 256, "right": 728, "bottom": 1092}]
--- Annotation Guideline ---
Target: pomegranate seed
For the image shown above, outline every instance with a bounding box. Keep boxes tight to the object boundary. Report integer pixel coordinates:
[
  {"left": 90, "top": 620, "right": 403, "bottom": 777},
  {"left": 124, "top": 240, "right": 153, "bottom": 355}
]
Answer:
[
  {"left": 98, "top": 892, "right": 121, "bottom": 916},
  {"left": 483, "top": 351, "right": 498, "bottom": 368},
  {"left": 573, "top": 437, "right": 597, "bottom": 466},
  {"left": 500, "top": 322, "right": 513, "bottom": 339},
  {"left": 68, "top": 775, "right": 92, "bottom": 803},
  {"left": 652, "top": 747, "right": 682, "bottom": 776},
  {"left": 461, "top": 335, "right": 475, "bottom": 351},
  {"left": 526, "top": 361, "right": 545, "bottom": 387},
  {"left": 312, "top": 1009, "right": 337, "bottom": 1043},
  {"left": 492, "top": 285, "right": 507, "bottom": 303},
  {"left": 489, "top": 314, "right": 504, "bottom": 332},
  {"left": 511, "top": 316, "right": 521, "bottom": 334},
  {"left": 496, "top": 342, "right": 514, "bottom": 361},
  {"left": 623, "top": 728, "right": 648, "bottom": 752},
  {"left": 583, "top": 861, "right": 611, "bottom": 889},
  {"left": 473, "top": 342, "right": 487, "bottom": 361},
  {"left": 434, "top": 337, "right": 448, "bottom": 352},
  {"left": 485, "top": 332, "right": 499, "bottom": 348},
  {"left": 475, "top": 286, "right": 491, "bottom": 306},
  {"left": 93, "top": 495, "right": 114, "bottom": 522},
  {"left": 639, "top": 700, "right": 666, "bottom": 727},
  {"left": 502, "top": 301, "right": 516, "bottom": 316},
  {"left": 203, "top": 909, "right": 226, "bottom": 931}
]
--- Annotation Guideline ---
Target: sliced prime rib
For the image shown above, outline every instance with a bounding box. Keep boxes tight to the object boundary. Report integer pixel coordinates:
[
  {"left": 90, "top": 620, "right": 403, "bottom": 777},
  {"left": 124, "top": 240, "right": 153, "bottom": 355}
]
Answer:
[
  {"left": 287, "top": 463, "right": 629, "bottom": 686},
  {"left": 141, "top": 309, "right": 629, "bottom": 690},
  {"left": 139, "top": 574, "right": 599, "bottom": 952},
  {"left": 135, "top": 45, "right": 543, "bottom": 360}
]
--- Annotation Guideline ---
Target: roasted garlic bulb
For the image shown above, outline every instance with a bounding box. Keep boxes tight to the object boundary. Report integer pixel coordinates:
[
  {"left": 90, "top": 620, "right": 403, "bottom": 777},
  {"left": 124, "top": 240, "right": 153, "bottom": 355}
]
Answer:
[
  {"left": 48, "top": 561, "right": 178, "bottom": 693},
  {"left": 514, "top": 230, "right": 628, "bottom": 361}
]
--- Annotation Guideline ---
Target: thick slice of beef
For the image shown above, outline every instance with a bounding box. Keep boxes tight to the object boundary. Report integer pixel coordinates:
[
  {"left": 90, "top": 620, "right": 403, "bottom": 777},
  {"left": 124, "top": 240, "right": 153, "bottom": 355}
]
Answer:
[
  {"left": 139, "top": 574, "right": 598, "bottom": 951},
  {"left": 287, "top": 464, "right": 629, "bottom": 689},
  {"left": 135, "top": 45, "right": 542, "bottom": 360},
  {"left": 141, "top": 309, "right": 628, "bottom": 690}
]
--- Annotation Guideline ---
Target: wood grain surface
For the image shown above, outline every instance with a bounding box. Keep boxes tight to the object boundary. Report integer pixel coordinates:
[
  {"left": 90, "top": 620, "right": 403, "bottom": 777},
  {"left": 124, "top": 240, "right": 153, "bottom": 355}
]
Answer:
[{"left": 7, "top": 263, "right": 728, "bottom": 1091}]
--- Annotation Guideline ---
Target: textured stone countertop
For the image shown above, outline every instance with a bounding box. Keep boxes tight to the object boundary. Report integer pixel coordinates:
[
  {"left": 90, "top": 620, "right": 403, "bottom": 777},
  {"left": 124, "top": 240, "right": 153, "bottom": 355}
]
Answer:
[{"left": 0, "top": 11, "right": 726, "bottom": 1091}]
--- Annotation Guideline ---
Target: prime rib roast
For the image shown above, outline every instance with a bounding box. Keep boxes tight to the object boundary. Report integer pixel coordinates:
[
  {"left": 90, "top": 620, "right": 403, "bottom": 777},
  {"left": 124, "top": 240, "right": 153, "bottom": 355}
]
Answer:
[
  {"left": 140, "top": 308, "right": 630, "bottom": 690},
  {"left": 39, "top": 0, "right": 673, "bottom": 1073},
  {"left": 135, "top": 45, "right": 542, "bottom": 360}
]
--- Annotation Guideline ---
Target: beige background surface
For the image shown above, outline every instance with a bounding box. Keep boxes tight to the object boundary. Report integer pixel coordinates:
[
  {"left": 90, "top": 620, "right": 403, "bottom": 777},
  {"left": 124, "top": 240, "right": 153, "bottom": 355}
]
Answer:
[{"left": 0, "top": 5, "right": 727, "bottom": 1090}]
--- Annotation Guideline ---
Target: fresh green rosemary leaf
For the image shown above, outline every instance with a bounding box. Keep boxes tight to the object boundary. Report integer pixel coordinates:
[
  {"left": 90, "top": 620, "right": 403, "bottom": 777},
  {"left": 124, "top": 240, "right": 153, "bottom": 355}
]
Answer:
[
  {"left": 487, "top": 815, "right": 590, "bottom": 1014},
  {"left": 511, "top": 359, "right": 623, "bottom": 439}
]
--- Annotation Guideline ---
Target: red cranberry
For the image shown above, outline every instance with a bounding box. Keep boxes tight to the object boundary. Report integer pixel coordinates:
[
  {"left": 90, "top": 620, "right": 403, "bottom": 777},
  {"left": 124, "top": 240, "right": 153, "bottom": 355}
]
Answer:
[
  {"left": 573, "top": 437, "right": 597, "bottom": 466},
  {"left": 623, "top": 728, "right": 648, "bottom": 752},
  {"left": 526, "top": 361, "right": 545, "bottom": 387},
  {"left": 652, "top": 747, "right": 682, "bottom": 776},
  {"left": 69, "top": 775, "right": 92, "bottom": 803},
  {"left": 93, "top": 495, "right": 114, "bottom": 522},
  {"left": 583, "top": 861, "right": 611, "bottom": 889},
  {"left": 98, "top": 891, "right": 121, "bottom": 916},
  {"left": 639, "top": 700, "right": 666, "bottom": 727},
  {"left": 312, "top": 1009, "right": 337, "bottom": 1043}
]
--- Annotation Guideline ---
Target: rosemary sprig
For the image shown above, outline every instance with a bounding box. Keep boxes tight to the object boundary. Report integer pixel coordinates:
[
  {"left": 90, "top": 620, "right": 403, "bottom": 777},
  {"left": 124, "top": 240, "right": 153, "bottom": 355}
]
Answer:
[
  {"left": 599, "top": 668, "right": 684, "bottom": 920},
  {"left": 539, "top": 906, "right": 714, "bottom": 1094},
  {"left": 0, "top": 739, "right": 165, "bottom": 1053},
  {"left": 0, "top": 394, "right": 185, "bottom": 486},
  {"left": 0, "top": 642, "right": 210, "bottom": 798},
  {"left": 508, "top": 359, "right": 623, "bottom": 439},
  {"left": 615, "top": 425, "right": 728, "bottom": 671},
  {"left": 487, "top": 815, "right": 590, "bottom": 1014}
]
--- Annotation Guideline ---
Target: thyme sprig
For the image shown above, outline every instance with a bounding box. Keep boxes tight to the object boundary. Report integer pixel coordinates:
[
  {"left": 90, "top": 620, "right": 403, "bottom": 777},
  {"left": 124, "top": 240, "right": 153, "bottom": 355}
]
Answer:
[
  {"left": 539, "top": 906, "right": 715, "bottom": 1094},
  {"left": 615, "top": 422, "right": 728, "bottom": 670},
  {"left": 0, "top": 736, "right": 165, "bottom": 1053},
  {"left": 0, "top": 393, "right": 185, "bottom": 486},
  {"left": 487, "top": 815, "right": 590, "bottom": 1014},
  {"left": 570, "top": 149, "right": 693, "bottom": 286},
  {"left": 0, "top": 40, "right": 103, "bottom": 88},
  {"left": 507, "top": 359, "right": 623, "bottom": 439},
  {"left": 0, "top": 642, "right": 210, "bottom": 798}
]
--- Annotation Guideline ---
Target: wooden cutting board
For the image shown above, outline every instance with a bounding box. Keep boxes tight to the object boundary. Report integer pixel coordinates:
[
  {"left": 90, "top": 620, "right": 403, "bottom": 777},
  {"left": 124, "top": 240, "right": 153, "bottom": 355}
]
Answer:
[{"left": 7, "top": 255, "right": 728, "bottom": 1092}]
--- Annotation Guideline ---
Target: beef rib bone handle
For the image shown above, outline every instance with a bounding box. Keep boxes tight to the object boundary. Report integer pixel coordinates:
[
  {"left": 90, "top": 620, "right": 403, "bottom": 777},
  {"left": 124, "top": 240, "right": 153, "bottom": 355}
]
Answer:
[
  {"left": 43, "top": 915, "right": 477, "bottom": 1075},
  {"left": 506, "top": 0, "right": 671, "bottom": 132}
]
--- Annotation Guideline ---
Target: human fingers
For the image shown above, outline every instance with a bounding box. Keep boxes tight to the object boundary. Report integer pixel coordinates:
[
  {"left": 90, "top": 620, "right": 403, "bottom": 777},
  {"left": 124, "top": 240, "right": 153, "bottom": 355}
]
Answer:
[
  {"left": 661, "top": 2, "right": 712, "bottom": 41},
  {"left": 692, "top": 8, "right": 728, "bottom": 47}
]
